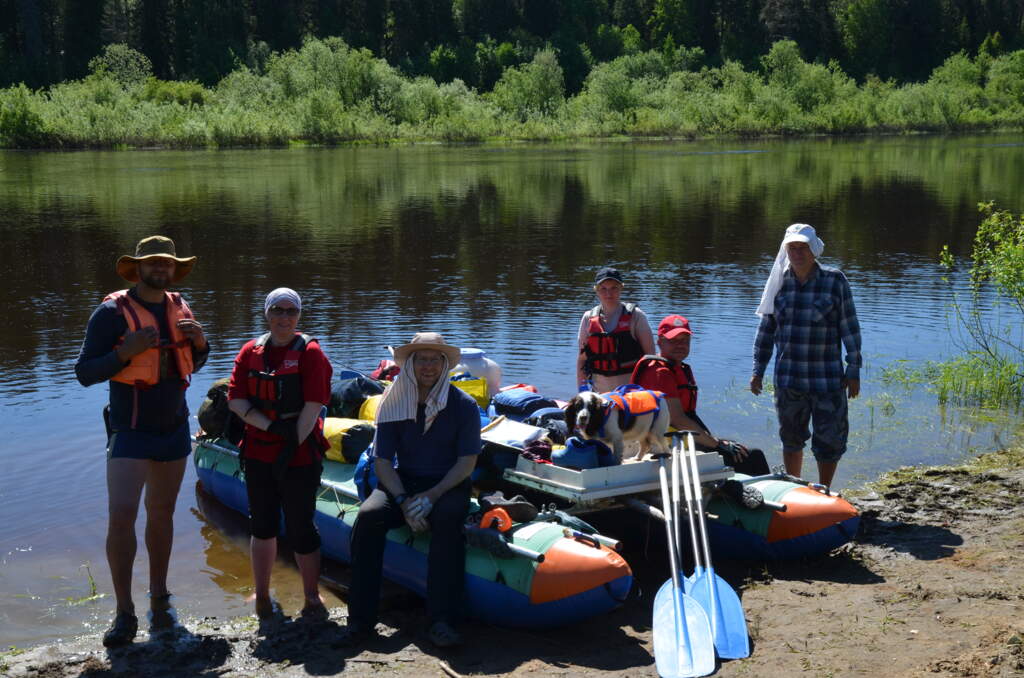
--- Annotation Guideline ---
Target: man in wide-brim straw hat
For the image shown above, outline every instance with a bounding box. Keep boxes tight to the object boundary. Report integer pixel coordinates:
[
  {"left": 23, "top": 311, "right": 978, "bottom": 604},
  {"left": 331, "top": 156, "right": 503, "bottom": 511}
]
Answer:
[
  {"left": 348, "top": 332, "right": 480, "bottom": 649},
  {"left": 75, "top": 235, "right": 209, "bottom": 647},
  {"left": 115, "top": 235, "right": 196, "bottom": 283}
]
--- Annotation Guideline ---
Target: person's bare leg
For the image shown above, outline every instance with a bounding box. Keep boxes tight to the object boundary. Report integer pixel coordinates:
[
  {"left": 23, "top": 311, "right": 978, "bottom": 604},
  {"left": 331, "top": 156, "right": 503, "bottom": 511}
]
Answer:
[
  {"left": 251, "top": 537, "right": 276, "bottom": 616},
  {"left": 295, "top": 549, "right": 323, "bottom": 609},
  {"left": 143, "top": 456, "right": 187, "bottom": 599},
  {"left": 816, "top": 460, "right": 838, "bottom": 489},
  {"left": 107, "top": 458, "right": 149, "bottom": 614},
  {"left": 783, "top": 450, "right": 803, "bottom": 478}
]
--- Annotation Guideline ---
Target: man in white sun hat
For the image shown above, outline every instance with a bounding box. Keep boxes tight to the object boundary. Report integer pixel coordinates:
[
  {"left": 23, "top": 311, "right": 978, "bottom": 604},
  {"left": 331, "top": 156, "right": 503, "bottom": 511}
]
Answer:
[
  {"left": 750, "top": 224, "right": 862, "bottom": 489},
  {"left": 347, "top": 332, "right": 480, "bottom": 649}
]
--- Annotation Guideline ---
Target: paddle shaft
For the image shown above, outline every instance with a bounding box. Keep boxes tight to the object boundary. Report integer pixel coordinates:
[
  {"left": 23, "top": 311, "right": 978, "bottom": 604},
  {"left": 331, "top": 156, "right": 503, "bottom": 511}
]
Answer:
[
  {"left": 676, "top": 436, "right": 704, "bottom": 573},
  {"left": 671, "top": 446, "right": 684, "bottom": 569},
  {"left": 657, "top": 458, "right": 683, "bottom": 591},
  {"left": 685, "top": 435, "right": 718, "bottom": 607}
]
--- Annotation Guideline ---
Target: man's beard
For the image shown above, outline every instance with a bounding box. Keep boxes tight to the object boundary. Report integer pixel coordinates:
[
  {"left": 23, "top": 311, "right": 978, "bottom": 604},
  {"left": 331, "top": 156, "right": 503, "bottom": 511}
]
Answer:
[{"left": 140, "top": 271, "right": 171, "bottom": 289}]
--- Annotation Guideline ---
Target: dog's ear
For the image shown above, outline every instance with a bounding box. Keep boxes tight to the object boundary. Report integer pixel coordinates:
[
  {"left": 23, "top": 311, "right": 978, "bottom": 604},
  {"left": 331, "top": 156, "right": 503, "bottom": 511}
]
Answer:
[
  {"left": 563, "top": 397, "right": 581, "bottom": 433},
  {"left": 584, "top": 398, "right": 604, "bottom": 438}
]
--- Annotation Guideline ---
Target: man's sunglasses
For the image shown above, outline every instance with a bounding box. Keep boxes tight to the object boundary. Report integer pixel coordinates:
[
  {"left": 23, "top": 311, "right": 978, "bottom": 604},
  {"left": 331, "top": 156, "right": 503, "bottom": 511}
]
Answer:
[{"left": 269, "top": 306, "right": 300, "bottom": 317}]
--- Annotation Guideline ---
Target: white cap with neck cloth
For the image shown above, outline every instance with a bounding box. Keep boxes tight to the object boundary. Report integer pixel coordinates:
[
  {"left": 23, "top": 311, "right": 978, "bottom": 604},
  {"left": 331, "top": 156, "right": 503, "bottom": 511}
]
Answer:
[{"left": 756, "top": 224, "right": 825, "bottom": 316}]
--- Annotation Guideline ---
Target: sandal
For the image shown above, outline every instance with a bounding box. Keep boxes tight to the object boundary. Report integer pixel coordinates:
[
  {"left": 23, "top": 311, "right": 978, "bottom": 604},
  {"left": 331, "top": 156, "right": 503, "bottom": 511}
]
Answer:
[
  {"left": 102, "top": 611, "right": 139, "bottom": 648},
  {"left": 254, "top": 597, "right": 280, "bottom": 620},
  {"left": 427, "top": 620, "right": 463, "bottom": 648},
  {"left": 300, "top": 602, "right": 329, "bottom": 622},
  {"left": 336, "top": 621, "right": 377, "bottom": 647}
]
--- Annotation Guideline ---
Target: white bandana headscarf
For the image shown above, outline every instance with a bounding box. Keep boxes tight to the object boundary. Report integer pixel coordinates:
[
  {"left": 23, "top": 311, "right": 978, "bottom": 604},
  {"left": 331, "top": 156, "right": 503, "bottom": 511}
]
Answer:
[
  {"left": 375, "top": 352, "right": 451, "bottom": 432},
  {"left": 756, "top": 224, "right": 825, "bottom": 316},
  {"left": 264, "top": 287, "right": 302, "bottom": 316}
]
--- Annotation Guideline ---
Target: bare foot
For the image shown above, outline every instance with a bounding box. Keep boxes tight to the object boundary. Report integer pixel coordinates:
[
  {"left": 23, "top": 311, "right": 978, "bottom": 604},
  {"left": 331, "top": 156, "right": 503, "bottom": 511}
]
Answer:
[{"left": 248, "top": 594, "right": 278, "bottom": 620}]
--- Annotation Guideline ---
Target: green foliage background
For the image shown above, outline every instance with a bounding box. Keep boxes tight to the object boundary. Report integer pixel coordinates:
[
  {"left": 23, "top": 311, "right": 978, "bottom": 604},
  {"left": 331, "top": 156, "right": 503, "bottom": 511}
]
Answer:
[
  {"left": 5, "top": 1, "right": 1024, "bottom": 90},
  {"left": 3, "top": 1, "right": 1024, "bottom": 147},
  {"left": 2, "top": 37, "right": 1024, "bottom": 148},
  {"left": 937, "top": 203, "right": 1024, "bottom": 408}
]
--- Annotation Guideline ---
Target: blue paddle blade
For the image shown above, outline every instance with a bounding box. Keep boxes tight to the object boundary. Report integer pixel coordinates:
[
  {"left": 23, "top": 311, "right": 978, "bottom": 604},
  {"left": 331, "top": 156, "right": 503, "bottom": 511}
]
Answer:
[
  {"left": 682, "top": 564, "right": 702, "bottom": 595},
  {"left": 653, "top": 580, "right": 716, "bottom": 678},
  {"left": 687, "top": 569, "right": 751, "bottom": 660}
]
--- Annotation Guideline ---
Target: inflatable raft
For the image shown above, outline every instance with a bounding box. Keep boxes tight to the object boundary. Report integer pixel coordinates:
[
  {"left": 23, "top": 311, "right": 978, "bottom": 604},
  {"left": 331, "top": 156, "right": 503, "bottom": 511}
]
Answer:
[
  {"left": 705, "top": 473, "right": 860, "bottom": 560},
  {"left": 193, "top": 438, "right": 633, "bottom": 629}
]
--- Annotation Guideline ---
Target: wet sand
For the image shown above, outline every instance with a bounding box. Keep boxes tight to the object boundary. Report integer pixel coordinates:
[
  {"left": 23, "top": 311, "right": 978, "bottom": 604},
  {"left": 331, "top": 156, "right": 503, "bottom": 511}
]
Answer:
[{"left": 4, "top": 446, "right": 1023, "bottom": 677}]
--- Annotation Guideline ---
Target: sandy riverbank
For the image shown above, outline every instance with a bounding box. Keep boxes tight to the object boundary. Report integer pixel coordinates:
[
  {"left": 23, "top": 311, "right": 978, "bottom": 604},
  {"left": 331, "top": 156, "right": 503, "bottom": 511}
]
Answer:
[{"left": 4, "top": 447, "right": 1023, "bottom": 678}]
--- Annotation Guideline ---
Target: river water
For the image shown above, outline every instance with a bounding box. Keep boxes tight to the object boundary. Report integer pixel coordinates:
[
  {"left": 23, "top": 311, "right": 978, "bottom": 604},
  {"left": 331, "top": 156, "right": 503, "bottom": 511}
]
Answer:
[{"left": 2, "top": 135, "right": 1022, "bottom": 647}]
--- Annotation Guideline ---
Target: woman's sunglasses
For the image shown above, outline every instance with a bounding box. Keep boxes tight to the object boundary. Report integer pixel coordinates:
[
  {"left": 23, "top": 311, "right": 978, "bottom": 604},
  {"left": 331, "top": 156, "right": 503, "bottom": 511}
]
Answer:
[{"left": 269, "top": 306, "right": 300, "bottom": 317}]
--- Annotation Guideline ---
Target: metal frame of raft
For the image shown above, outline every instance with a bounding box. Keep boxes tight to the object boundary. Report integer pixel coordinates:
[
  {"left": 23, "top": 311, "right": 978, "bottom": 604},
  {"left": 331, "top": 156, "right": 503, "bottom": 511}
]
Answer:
[
  {"left": 193, "top": 438, "right": 633, "bottom": 629},
  {"left": 497, "top": 447, "right": 860, "bottom": 561}
]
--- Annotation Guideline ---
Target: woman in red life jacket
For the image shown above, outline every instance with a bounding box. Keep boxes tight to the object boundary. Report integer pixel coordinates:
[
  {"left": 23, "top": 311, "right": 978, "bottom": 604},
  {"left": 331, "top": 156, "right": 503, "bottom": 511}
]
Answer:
[
  {"left": 227, "top": 288, "right": 332, "bottom": 620},
  {"left": 576, "top": 266, "right": 655, "bottom": 393}
]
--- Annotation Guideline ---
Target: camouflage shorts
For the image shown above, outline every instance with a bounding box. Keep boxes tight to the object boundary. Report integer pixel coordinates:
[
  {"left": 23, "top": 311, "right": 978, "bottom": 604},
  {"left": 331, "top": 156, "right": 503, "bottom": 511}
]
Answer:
[{"left": 774, "top": 388, "right": 849, "bottom": 462}]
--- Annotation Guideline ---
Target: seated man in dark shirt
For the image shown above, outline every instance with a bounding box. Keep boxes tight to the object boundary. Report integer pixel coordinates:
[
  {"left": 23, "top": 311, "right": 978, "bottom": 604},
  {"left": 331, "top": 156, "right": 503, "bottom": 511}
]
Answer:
[
  {"left": 631, "top": 315, "right": 769, "bottom": 476},
  {"left": 75, "top": 236, "right": 209, "bottom": 647},
  {"left": 348, "top": 332, "right": 480, "bottom": 648}
]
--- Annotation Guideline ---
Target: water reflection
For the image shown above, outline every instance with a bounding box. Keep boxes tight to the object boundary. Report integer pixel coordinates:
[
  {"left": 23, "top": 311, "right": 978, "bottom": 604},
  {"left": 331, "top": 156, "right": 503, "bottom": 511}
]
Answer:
[{"left": 1, "top": 134, "right": 1022, "bottom": 646}]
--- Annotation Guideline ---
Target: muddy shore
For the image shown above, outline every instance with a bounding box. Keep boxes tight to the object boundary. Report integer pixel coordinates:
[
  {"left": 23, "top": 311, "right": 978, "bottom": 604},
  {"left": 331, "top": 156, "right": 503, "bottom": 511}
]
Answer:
[{"left": 4, "top": 447, "right": 1023, "bottom": 678}]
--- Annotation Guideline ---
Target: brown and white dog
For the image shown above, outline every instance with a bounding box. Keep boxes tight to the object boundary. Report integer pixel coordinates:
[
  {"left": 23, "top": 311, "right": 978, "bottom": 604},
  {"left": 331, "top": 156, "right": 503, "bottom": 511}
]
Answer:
[{"left": 563, "top": 389, "right": 670, "bottom": 462}]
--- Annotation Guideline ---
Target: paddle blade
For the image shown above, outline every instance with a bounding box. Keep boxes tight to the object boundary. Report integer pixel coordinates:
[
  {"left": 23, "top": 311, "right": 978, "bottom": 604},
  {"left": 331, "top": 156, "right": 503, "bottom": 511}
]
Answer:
[
  {"left": 687, "top": 571, "right": 751, "bottom": 660},
  {"left": 653, "top": 580, "right": 716, "bottom": 678}
]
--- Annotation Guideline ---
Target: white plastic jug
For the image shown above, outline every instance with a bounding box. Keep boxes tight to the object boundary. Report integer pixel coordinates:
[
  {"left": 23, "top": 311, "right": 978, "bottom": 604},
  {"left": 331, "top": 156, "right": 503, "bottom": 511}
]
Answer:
[{"left": 454, "top": 348, "right": 503, "bottom": 398}]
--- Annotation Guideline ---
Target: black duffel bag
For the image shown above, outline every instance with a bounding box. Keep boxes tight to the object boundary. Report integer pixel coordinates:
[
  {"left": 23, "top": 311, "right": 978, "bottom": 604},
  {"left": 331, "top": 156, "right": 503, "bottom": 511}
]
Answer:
[{"left": 328, "top": 375, "right": 385, "bottom": 419}]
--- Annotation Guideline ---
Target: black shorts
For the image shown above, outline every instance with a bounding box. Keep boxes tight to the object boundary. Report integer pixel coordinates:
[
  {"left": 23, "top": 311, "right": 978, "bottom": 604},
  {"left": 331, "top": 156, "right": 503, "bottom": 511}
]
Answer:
[
  {"left": 244, "top": 459, "right": 322, "bottom": 554},
  {"left": 107, "top": 421, "right": 191, "bottom": 462}
]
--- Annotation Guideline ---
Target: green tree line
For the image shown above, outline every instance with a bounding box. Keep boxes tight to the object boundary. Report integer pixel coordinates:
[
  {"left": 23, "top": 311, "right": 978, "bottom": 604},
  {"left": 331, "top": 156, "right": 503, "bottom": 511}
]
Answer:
[
  {"left": 3, "top": 0, "right": 1023, "bottom": 91},
  {"left": 2, "top": 37, "right": 1024, "bottom": 148}
]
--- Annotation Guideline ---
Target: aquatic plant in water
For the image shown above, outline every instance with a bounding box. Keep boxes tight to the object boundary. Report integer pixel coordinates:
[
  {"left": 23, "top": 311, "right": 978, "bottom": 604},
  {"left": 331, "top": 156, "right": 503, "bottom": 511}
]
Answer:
[
  {"left": 938, "top": 203, "right": 1024, "bottom": 409},
  {"left": 65, "top": 563, "right": 105, "bottom": 605}
]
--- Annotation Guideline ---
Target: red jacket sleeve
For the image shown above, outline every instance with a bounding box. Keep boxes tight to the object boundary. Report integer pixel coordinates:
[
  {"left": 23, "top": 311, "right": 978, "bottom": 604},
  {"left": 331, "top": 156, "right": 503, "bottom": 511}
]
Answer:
[
  {"left": 227, "top": 340, "right": 257, "bottom": 401},
  {"left": 300, "top": 341, "right": 332, "bottom": 405}
]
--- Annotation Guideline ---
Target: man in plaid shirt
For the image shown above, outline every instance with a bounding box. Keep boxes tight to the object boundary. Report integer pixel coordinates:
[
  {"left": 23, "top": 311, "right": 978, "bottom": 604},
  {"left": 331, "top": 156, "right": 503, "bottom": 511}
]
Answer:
[{"left": 750, "top": 224, "right": 862, "bottom": 488}]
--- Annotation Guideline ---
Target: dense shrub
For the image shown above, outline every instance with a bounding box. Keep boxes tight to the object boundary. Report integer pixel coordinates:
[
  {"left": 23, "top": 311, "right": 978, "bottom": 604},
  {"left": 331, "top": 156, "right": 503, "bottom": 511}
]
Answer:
[
  {"left": 0, "top": 84, "right": 48, "bottom": 147},
  {"left": 87, "top": 44, "right": 152, "bottom": 88},
  {"left": 142, "top": 78, "right": 208, "bottom": 106},
  {"left": 986, "top": 51, "right": 1024, "bottom": 107},
  {"left": 489, "top": 49, "right": 565, "bottom": 121},
  {"left": 1, "top": 37, "right": 1023, "bottom": 148}
]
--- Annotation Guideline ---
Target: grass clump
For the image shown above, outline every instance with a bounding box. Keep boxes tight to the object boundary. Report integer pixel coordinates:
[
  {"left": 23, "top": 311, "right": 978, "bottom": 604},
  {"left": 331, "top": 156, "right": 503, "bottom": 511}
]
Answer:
[
  {"left": 65, "top": 562, "right": 105, "bottom": 606},
  {"left": 933, "top": 353, "right": 1024, "bottom": 410}
]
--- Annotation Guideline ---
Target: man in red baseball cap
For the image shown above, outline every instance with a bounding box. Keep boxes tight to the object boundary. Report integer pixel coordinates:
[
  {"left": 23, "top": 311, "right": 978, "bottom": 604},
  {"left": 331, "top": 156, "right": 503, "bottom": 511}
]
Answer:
[{"left": 630, "top": 315, "right": 769, "bottom": 475}]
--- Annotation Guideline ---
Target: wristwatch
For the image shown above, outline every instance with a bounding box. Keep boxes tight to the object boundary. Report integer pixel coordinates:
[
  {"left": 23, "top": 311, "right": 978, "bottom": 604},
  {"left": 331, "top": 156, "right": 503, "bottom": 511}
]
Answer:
[{"left": 393, "top": 493, "right": 408, "bottom": 507}]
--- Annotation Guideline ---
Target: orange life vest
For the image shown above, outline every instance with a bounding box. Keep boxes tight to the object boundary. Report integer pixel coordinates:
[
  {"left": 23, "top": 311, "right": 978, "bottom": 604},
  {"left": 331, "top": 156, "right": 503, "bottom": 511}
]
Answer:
[
  {"left": 631, "top": 355, "right": 698, "bottom": 413},
  {"left": 605, "top": 386, "right": 663, "bottom": 418},
  {"left": 583, "top": 303, "right": 644, "bottom": 376},
  {"left": 599, "top": 384, "right": 664, "bottom": 436},
  {"left": 105, "top": 289, "right": 195, "bottom": 388}
]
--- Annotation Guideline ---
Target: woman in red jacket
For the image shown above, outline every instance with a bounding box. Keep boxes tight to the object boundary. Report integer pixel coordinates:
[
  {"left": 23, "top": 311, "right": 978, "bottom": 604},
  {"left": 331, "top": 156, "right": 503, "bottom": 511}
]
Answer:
[{"left": 227, "top": 288, "right": 332, "bottom": 620}]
